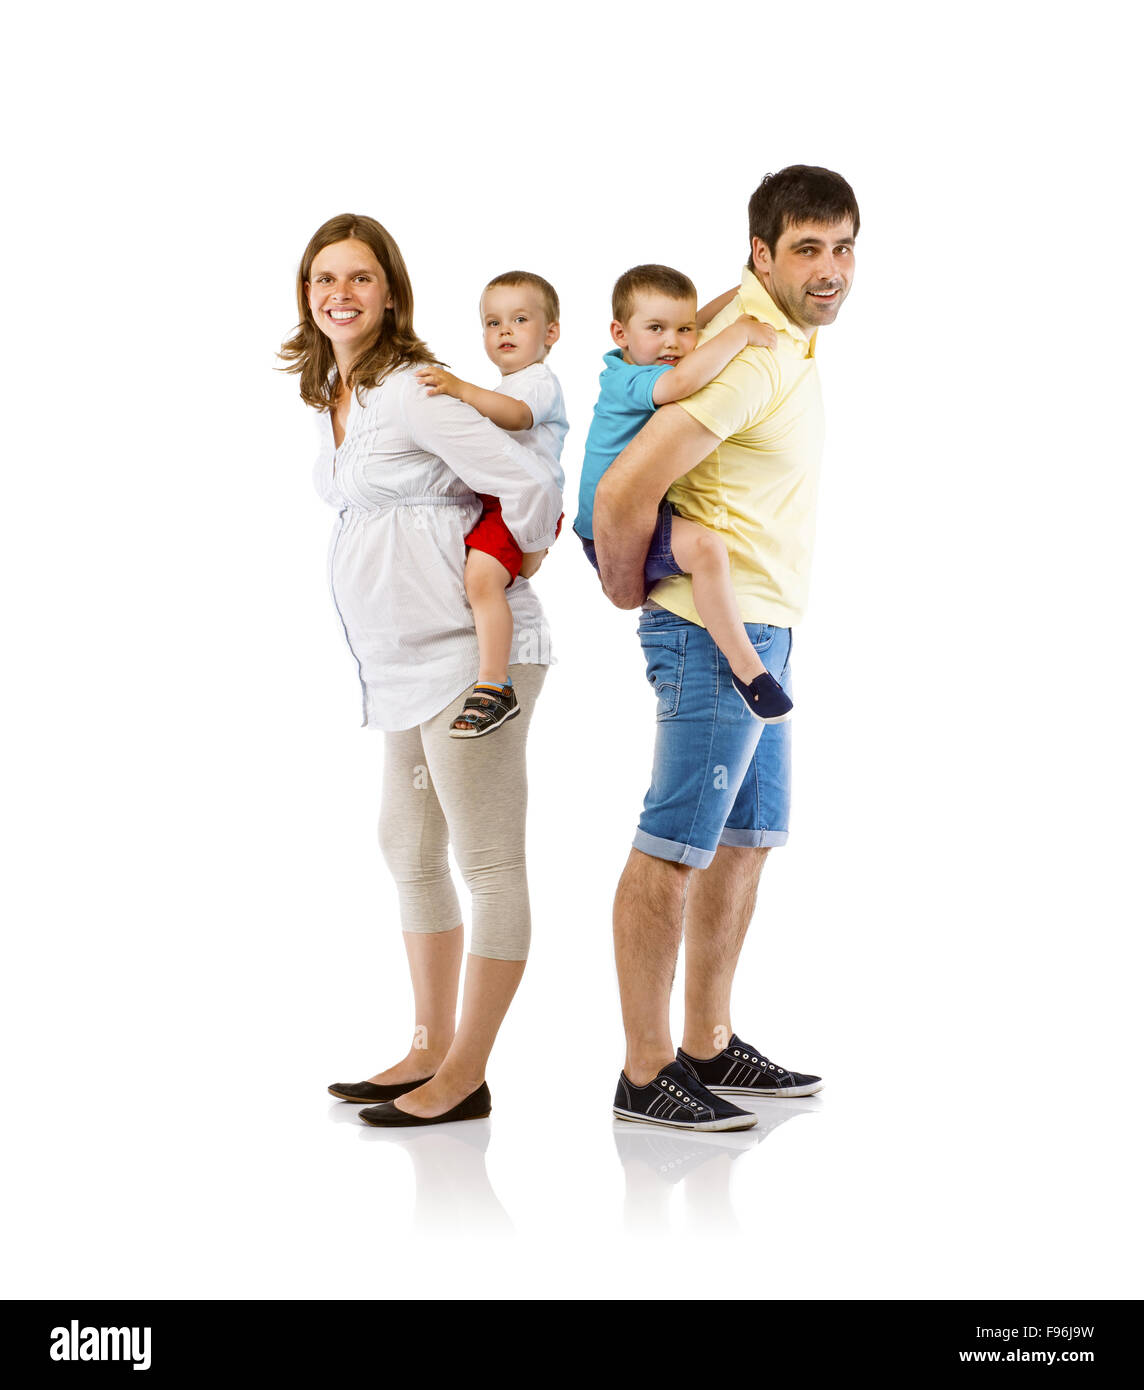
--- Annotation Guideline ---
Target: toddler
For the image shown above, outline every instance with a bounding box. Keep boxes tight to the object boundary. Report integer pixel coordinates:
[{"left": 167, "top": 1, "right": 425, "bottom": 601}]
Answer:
[
  {"left": 418, "top": 271, "right": 567, "bottom": 738},
  {"left": 573, "top": 264, "right": 791, "bottom": 722}
]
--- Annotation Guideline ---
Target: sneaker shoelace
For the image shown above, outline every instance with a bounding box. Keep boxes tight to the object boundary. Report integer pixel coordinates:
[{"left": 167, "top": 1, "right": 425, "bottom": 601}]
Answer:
[
  {"left": 656, "top": 1074, "right": 706, "bottom": 1113},
  {"left": 730, "top": 1044, "right": 793, "bottom": 1083}
]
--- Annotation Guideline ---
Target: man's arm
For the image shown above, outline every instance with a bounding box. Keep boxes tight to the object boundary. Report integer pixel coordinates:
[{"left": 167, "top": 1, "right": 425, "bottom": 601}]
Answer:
[{"left": 593, "top": 405, "right": 721, "bottom": 609}]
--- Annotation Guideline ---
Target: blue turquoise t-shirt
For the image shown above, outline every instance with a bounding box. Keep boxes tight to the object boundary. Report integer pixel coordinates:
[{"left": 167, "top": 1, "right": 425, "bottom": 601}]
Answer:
[{"left": 573, "top": 350, "right": 672, "bottom": 539}]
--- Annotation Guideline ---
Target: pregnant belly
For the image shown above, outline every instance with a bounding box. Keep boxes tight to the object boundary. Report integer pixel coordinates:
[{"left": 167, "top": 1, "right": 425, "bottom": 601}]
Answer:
[{"left": 331, "top": 512, "right": 471, "bottom": 651}]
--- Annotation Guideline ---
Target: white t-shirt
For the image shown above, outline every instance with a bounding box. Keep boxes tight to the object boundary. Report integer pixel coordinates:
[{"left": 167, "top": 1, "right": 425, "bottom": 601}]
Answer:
[
  {"left": 494, "top": 361, "right": 568, "bottom": 478},
  {"left": 313, "top": 366, "right": 562, "bottom": 731}
]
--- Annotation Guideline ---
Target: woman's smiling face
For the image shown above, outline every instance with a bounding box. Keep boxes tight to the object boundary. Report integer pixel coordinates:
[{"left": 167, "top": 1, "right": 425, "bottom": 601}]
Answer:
[{"left": 306, "top": 238, "right": 392, "bottom": 358}]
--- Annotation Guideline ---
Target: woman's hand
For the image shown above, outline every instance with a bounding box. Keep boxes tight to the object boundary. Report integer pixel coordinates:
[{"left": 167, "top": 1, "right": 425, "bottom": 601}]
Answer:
[
  {"left": 518, "top": 548, "right": 548, "bottom": 579},
  {"left": 417, "top": 366, "right": 465, "bottom": 399}
]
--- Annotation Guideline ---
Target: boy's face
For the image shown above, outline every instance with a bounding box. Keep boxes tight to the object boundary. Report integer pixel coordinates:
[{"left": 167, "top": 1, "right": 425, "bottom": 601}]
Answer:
[
  {"left": 481, "top": 284, "right": 559, "bottom": 373},
  {"left": 611, "top": 292, "right": 699, "bottom": 366}
]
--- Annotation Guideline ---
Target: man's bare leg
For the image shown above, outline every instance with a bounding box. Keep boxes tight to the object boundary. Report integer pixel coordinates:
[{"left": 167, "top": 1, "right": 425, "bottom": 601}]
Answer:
[
  {"left": 680, "top": 845, "right": 769, "bottom": 1060},
  {"left": 613, "top": 847, "right": 691, "bottom": 1084}
]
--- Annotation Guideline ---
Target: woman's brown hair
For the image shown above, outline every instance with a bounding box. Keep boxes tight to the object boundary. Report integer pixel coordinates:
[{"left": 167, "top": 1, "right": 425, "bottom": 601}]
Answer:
[{"left": 278, "top": 213, "right": 439, "bottom": 412}]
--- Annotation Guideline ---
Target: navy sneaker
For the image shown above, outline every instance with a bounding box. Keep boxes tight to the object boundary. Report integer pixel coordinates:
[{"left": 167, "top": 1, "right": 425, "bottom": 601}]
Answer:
[
  {"left": 677, "top": 1035, "right": 823, "bottom": 1098},
  {"left": 613, "top": 1060, "right": 757, "bottom": 1131},
  {"left": 731, "top": 670, "right": 793, "bottom": 724}
]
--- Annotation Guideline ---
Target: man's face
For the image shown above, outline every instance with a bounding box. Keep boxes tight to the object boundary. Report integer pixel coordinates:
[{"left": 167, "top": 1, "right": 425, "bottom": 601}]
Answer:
[{"left": 752, "top": 218, "right": 856, "bottom": 334}]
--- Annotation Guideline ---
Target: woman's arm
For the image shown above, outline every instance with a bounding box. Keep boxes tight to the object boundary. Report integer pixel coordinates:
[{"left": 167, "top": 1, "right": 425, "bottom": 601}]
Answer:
[
  {"left": 417, "top": 366, "right": 533, "bottom": 432},
  {"left": 401, "top": 378, "right": 562, "bottom": 553}
]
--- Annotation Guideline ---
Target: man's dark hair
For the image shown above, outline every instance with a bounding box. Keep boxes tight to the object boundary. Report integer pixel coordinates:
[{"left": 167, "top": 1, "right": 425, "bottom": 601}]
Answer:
[{"left": 747, "top": 165, "right": 860, "bottom": 257}]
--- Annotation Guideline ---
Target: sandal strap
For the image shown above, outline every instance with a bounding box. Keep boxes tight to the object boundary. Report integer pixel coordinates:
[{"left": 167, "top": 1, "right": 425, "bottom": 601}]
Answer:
[{"left": 454, "top": 690, "right": 512, "bottom": 724}]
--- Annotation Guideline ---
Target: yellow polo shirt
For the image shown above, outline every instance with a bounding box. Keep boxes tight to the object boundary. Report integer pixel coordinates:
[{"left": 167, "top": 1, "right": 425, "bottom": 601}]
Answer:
[{"left": 650, "top": 268, "right": 825, "bottom": 628}]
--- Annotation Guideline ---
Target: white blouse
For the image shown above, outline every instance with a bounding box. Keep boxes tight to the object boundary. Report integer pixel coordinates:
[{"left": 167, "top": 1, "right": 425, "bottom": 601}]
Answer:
[{"left": 312, "top": 365, "right": 564, "bottom": 732}]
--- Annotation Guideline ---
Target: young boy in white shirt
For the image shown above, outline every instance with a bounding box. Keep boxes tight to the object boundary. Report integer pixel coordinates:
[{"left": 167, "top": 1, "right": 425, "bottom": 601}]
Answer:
[{"left": 417, "top": 271, "right": 567, "bottom": 738}]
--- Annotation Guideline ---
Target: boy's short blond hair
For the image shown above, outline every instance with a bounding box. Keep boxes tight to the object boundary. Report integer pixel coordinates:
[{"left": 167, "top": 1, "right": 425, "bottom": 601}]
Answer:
[
  {"left": 612, "top": 264, "right": 697, "bottom": 323},
  {"left": 483, "top": 270, "right": 560, "bottom": 323}
]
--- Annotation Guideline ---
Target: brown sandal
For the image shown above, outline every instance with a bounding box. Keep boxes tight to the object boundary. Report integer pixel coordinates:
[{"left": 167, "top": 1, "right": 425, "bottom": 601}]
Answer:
[{"left": 448, "top": 684, "right": 520, "bottom": 738}]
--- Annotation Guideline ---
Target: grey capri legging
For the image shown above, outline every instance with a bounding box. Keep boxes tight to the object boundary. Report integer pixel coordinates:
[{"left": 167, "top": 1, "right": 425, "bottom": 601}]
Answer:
[{"left": 377, "top": 663, "right": 547, "bottom": 962}]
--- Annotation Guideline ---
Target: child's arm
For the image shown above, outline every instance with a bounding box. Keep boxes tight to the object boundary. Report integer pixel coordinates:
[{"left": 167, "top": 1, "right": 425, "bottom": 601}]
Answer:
[
  {"left": 417, "top": 366, "right": 533, "bottom": 432},
  {"left": 696, "top": 287, "right": 738, "bottom": 328},
  {"left": 651, "top": 315, "right": 778, "bottom": 406}
]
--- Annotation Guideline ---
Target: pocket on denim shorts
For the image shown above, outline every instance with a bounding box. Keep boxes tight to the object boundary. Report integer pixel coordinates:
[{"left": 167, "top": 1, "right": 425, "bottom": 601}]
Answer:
[
  {"left": 752, "top": 624, "right": 792, "bottom": 685},
  {"left": 640, "top": 629, "right": 686, "bottom": 720},
  {"left": 750, "top": 624, "right": 777, "bottom": 655}
]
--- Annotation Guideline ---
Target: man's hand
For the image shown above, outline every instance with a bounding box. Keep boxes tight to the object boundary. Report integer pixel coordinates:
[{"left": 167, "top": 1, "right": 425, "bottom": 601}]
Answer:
[
  {"left": 594, "top": 405, "right": 721, "bottom": 609},
  {"left": 735, "top": 314, "right": 778, "bottom": 350},
  {"left": 595, "top": 469, "right": 653, "bottom": 609},
  {"left": 417, "top": 366, "right": 464, "bottom": 400}
]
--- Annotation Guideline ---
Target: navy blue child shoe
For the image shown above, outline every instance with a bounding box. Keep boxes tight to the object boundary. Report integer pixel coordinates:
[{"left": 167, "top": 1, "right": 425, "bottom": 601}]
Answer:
[{"left": 731, "top": 670, "right": 793, "bottom": 724}]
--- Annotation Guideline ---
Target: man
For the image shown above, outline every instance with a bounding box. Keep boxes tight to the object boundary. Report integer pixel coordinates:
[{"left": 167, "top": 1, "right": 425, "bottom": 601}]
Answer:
[{"left": 594, "top": 165, "right": 859, "bottom": 1131}]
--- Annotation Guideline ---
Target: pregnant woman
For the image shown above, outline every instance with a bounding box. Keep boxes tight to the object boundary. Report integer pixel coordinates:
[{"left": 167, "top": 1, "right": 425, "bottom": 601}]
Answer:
[{"left": 279, "top": 215, "right": 562, "bottom": 1127}]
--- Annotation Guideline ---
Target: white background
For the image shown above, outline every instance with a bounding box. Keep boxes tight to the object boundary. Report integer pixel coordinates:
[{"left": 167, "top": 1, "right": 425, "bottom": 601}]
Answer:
[{"left": 3, "top": 0, "right": 1140, "bottom": 1300}]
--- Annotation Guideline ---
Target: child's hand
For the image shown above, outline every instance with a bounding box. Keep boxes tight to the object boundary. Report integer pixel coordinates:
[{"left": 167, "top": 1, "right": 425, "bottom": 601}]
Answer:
[
  {"left": 417, "top": 366, "right": 463, "bottom": 398},
  {"left": 735, "top": 315, "right": 778, "bottom": 350}
]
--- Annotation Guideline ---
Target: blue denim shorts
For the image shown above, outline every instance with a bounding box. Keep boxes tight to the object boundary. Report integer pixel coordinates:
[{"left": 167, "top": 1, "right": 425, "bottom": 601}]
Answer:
[
  {"left": 576, "top": 500, "right": 684, "bottom": 595},
  {"left": 634, "top": 607, "right": 793, "bottom": 868}
]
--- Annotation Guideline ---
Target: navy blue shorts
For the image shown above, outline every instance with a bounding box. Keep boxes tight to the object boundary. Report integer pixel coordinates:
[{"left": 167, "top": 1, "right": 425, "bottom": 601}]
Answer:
[{"left": 576, "top": 500, "right": 683, "bottom": 596}]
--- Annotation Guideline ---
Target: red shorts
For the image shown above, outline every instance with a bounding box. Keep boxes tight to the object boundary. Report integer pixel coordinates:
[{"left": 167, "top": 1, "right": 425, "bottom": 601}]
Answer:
[{"left": 465, "top": 494, "right": 563, "bottom": 582}]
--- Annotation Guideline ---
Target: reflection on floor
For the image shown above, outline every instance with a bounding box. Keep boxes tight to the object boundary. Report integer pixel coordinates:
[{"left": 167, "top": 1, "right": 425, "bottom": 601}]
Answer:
[
  {"left": 613, "top": 1097, "right": 822, "bottom": 1232},
  {"left": 327, "top": 1102, "right": 512, "bottom": 1232},
  {"left": 329, "top": 1094, "right": 820, "bottom": 1236}
]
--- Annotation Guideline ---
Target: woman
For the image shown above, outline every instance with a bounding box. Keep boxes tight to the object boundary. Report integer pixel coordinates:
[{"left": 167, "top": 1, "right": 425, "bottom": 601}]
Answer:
[{"left": 280, "top": 215, "right": 562, "bottom": 1126}]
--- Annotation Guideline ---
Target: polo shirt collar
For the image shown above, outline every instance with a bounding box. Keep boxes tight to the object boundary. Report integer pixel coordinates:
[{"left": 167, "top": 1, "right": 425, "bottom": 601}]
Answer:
[{"left": 738, "top": 268, "right": 816, "bottom": 357}]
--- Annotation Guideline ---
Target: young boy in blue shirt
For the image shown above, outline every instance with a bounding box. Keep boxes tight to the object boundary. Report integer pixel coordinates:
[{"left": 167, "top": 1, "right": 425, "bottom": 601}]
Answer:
[{"left": 574, "top": 264, "right": 791, "bottom": 721}]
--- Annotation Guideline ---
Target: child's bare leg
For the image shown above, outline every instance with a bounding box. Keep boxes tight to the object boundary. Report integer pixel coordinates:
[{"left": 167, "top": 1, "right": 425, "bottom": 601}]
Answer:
[
  {"left": 464, "top": 548, "right": 514, "bottom": 685},
  {"left": 669, "top": 516, "right": 767, "bottom": 685},
  {"left": 518, "top": 548, "right": 548, "bottom": 580}
]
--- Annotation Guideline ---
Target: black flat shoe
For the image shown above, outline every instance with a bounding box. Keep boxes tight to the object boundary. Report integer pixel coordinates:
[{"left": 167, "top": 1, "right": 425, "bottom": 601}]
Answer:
[
  {"left": 358, "top": 1082, "right": 492, "bottom": 1127},
  {"left": 328, "top": 1076, "right": 435, "bottom": 1103}
]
